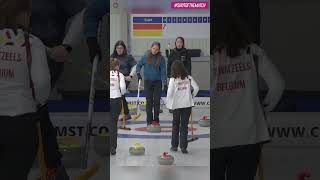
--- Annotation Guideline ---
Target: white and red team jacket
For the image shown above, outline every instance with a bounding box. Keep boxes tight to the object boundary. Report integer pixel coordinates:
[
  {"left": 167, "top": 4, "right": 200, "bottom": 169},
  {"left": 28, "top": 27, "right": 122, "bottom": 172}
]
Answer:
[
  {"left": 211, "top": 44, "right": 285, "bottom": 149},
  {"left": 166, "top": 75, "right": 199, "bottom": 110},
  {"left": 0, "top": 28, "right": 51, "bottom": 116},
  {"left": 110, "top": 70, "right": 126, "bottom": 99}
]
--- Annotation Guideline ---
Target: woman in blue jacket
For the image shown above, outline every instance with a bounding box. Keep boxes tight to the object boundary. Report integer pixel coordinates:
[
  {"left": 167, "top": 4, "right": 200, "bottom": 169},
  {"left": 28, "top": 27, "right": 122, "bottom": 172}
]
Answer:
[{"left": 136, "top": 42, "right": 166, "bottom": 126}]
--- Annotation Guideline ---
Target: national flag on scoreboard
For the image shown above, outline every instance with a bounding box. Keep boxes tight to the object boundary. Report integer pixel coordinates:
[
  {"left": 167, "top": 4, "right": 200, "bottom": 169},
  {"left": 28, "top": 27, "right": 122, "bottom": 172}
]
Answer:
[{"left": 133, "top": 17, "right": 163, "bottom": 37}]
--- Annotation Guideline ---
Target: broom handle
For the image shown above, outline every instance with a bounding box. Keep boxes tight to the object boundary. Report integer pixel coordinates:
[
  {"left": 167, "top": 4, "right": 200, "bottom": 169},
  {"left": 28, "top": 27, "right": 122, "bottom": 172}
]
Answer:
[
  {"left": 121, "top": 100, "right": 125, "bottom": 127},
  {"left": 189, "top": 111, "right": 194, "bottom": 137},
  {"left": 37, "top": 122, "right": 47, "bottom": 180},
  {"left": 136, "top": 79, "right": 141, "bottom": 113},
  {"left": 258, "top": 159, "right": 264, "bottom": 180},
  {"left": 75, "top": 162, "right": 99, "bottom": 180}
]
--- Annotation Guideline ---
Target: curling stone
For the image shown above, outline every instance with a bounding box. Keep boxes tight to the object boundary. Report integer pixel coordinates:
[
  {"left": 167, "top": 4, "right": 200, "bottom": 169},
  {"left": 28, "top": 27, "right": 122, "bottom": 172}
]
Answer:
[
  {"left": 146, "top": 121, "right": 161, "bottom": 133},
  {"left": 93, "top": 132, "right": 110, "bottom": 157},
  {"left": 199, "top": 115, "right": 210, "bottom": 127},
  {"left": 158, "top": 152, "right": 174, "bottom": 165},
  {"left": 129, "top": 143, "right": 145, "bottom": 155}
]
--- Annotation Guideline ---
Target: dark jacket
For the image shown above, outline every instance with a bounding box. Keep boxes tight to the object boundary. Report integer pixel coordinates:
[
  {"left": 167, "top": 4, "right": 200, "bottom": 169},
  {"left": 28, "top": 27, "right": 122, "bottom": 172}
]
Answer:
[
  {"left": 31, "top": 0, "right": 86, "bottom": 47},
  {"left": 111, "top": 54, "right": 137, "bottom": 77},
  {"left": 167, "top": 48, "right": 192, "bottom": 78},
  {"left": 83, "top": 0, "right": 109, "bottom": 38}
]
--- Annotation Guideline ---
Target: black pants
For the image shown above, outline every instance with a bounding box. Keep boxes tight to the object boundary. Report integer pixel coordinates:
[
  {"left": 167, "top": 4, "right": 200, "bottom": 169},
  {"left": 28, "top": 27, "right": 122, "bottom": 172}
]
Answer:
[
  {"left": 144, "top": 80, "right": 162, "bottom": 124},
  {"left": 122, "top": 81, "right": 130, "bottom": 115},
  {"left": 212, "top": 143, "right": 262, "bottom": 180},
  {"left": 39, "top": 56, "right": 64, "bottom": 168},
  {"left": 232, "top": 0, "right": 261, "bottom": 44},
  {"left": 0, "top": 113, "right": 38, "bottom": 180},
  {"left": 172, "top": 107, "right": 191, "bottom": 149},
  {"left": 110, "top": 98, "right": 122, "bottom": 150}
]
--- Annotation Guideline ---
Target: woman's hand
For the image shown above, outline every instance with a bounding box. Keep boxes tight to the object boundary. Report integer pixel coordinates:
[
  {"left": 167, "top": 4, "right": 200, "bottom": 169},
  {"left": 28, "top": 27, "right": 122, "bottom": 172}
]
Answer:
[
  {"left": 47, "top": 45, "right": 70, "bottom": 62},
  {"left": 125, "top": 76, "right": 133, "bottom": 81},
  {"left": 137, "top": 73, "right": 142, "bottom": 81}
]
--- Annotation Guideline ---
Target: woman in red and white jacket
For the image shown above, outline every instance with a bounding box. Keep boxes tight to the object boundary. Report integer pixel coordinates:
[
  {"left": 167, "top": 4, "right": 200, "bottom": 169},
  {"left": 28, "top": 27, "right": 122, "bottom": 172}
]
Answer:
[
  {"left": 110, "top": 58, "right": 126, "bottom": 155},
  {"left": 166, "top": 61, "right": 199, "bottom": 154},
  {"left": 0, "top": 0, "right": 51, "bottom": 178},
  {"left": 212, "top": 13, "right": 285, "bottom": 180}
]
